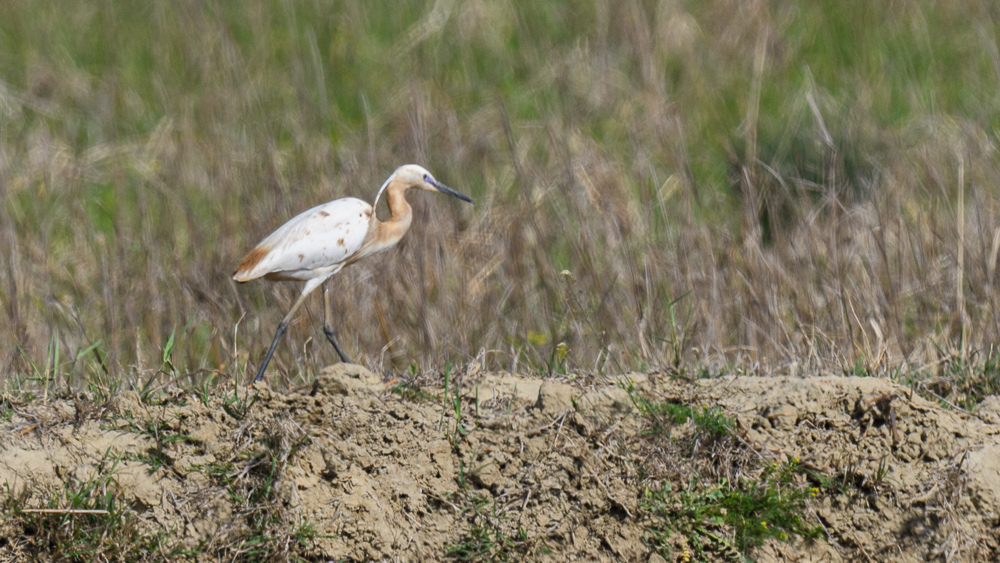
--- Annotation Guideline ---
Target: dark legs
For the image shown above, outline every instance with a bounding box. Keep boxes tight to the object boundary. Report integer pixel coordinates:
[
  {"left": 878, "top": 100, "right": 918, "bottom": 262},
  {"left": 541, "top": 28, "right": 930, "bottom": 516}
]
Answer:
[
  {"left": 251, "top": 289, "right": 311, "bottom": 385},
  {"left": 323, "top": 282, "right": 352, "bottom": 363},
  {"left": 253, "top": 321, "right": 288, "bottom": 383},
  {"left": 251, "top": 280, "right": 351, "bottom": 386}
]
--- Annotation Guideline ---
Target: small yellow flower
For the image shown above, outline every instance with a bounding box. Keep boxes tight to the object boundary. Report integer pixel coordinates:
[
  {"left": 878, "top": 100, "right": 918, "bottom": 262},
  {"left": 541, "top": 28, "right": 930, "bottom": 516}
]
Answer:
[
  {"left": 793, "top": 456, "right": 800, "bottom": 464},
  {"left": 527, "top": 330, "right": 547, "bottom": 346},
  {"left": 761, "top": 521, "right": 768, "bottom": 529},
  {"left": 810, "top": 487, "right": 820, "bottom": 497}
]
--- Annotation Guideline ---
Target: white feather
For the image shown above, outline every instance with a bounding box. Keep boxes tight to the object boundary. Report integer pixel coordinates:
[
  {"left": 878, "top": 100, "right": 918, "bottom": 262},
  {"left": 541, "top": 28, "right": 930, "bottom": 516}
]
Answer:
[{"left": 235, "top": 197, "right": 373, "bottom": 283}]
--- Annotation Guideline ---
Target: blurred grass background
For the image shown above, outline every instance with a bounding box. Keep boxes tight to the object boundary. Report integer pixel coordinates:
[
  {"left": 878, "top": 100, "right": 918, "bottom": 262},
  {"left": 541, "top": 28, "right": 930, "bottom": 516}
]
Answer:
[{"left": 1, "top": 0, "right": 999, "bottom": 396}]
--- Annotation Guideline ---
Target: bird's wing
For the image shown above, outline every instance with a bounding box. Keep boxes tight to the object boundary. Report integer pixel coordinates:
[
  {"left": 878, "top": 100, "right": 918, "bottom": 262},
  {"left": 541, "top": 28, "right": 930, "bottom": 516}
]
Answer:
[{"left": 234, "top": 197, "right": 373, "bottom": 282}]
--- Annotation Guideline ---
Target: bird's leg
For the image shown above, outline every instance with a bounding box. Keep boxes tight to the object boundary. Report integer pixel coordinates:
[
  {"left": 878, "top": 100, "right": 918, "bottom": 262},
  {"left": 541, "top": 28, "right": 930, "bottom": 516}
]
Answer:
[
  {"left": 253, "top": 322, "right": 287, "bottom": 384},
  {"left": 252, "top": 291, "right": 311, "bottom": 385},
  {"left": 323, "top": 282, "right": 353, "bottom": 363}
]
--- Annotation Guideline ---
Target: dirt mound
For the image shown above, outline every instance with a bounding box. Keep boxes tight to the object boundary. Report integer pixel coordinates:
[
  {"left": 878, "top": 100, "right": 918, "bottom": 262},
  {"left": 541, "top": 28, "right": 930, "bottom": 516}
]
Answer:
[
  {"left": 2, "top": 368, "right": 999, "bottom": 561},
  {"left": 693, "top": 376, "right": 1000, "bottom": 562}
]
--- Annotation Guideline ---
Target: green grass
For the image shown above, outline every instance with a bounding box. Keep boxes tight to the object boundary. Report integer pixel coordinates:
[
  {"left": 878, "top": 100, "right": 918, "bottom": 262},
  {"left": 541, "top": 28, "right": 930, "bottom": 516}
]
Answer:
[
  {"left": 1, "top": 455, "right": 183, "bottom": 561},
  {"left": 920, "top": 347, "right": 1000, "bottom": 410},
  {"left": 194, "top": 416, "right": 322, "bottom": 560},
  {"left": 623, "top": 382, "right": 822, "bottom": 561},
  {"left": 643, "top": 461, "right": 823, "bottom": 563},
  {"left": 808, "top": 455, "right": 892, "bottom": 498},
  {"left": 391, "top": 381, "right": 439, "bottom": 403},
  {"left": 847, "top": 346, "right": 1000, "bottom": 410},
  {"left": 445, "top": 496, "right": 532, "bottom": 562},
  {"left": 622, "top": 379, "right": 733, "bottom": 440},
  {"left": 118, "top": 416, "right": 195, "bottom": 471}
]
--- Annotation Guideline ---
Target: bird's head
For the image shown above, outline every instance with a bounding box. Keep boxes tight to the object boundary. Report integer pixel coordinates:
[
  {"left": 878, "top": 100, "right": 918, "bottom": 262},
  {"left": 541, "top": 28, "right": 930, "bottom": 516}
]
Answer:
[{"left": 394, "top": 164, "right": 475, "bottom": 203}]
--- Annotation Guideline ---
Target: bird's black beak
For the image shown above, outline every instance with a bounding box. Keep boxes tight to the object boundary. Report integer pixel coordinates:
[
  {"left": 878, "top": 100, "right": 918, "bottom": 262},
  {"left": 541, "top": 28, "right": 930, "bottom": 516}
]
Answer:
[{"left": 431, "top": 180, "right": 475, "bottom": 204}]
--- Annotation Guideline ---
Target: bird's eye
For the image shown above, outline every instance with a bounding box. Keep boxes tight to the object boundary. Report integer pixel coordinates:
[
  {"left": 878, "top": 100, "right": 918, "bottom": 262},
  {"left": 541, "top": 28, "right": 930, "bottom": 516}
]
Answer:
[{"left": 423, "top": 174, "right": 432, "bottom": 183}]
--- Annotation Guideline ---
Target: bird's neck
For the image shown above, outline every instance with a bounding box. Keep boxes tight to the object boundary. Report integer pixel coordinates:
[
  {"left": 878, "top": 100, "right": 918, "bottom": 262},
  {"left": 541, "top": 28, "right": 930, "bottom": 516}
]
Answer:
[
  {"left": 373, "top": 179, "right": 413, "bottom": 248},
  {"left": 384, "top": 179, "right": 412, "bottom": 223}
]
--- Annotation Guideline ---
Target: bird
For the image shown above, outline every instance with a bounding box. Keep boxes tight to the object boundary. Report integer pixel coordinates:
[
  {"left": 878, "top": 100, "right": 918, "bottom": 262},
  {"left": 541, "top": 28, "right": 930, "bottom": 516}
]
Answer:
[{"left": 233, "top": 164, "right": 474, "bottom": 385}]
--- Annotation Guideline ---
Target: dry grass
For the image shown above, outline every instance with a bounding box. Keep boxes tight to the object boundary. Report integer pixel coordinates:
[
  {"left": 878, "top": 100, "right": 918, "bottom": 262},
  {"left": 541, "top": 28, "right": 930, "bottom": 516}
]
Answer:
[{"left": 0, "top": 0, "right": 998, "bottom": 398}]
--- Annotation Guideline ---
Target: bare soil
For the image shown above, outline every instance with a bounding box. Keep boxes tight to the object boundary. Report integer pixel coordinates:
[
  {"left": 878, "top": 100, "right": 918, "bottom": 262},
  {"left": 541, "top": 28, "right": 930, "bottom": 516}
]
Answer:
[{"left": 2, "top": 366, "right": 999, "bottom": 562}]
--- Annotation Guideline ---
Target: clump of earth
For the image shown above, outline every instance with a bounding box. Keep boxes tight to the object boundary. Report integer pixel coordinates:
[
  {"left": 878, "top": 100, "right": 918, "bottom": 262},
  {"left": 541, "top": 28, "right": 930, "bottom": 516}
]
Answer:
[{"left": 2, "top": 365, "right": 999, "bottom": 561}]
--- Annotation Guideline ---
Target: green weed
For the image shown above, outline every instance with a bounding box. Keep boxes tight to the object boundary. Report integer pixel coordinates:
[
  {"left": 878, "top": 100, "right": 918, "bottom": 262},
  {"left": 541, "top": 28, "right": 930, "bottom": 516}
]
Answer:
[
  {"left": 222, "top": 388, "right": 257, "bottom": 421},
  {"left": 1, "top": 454, "right": 184, "bottom": 560},
  {"left": 661, "top": 293, "right": 694, "bottom": 373},
  {"left": 643, "top": 461, "right": 822, "bottom": 562},
  {"left": 446, "top": 496, "right": 531, "bottom": 562},
  {"left": 197, "top": 417, "right": 323, "bottom": 559},
  {"left": 441, "top": 363, "right": 473, "bottom": 445},
  {"left": 118, "top": 417, "right": 194, "bottom": 471},
  {"left": 808, "top": 455, "right": 893, "bottom": 498},
  {"left": 622, "top": 380, "right": 732, "bottom": 440},
  {"left": 392, "top": 381, "right": 438, "bottom": 403},
  {"left": 929, "top": 347, "right": 1000, "bottom": 410}
]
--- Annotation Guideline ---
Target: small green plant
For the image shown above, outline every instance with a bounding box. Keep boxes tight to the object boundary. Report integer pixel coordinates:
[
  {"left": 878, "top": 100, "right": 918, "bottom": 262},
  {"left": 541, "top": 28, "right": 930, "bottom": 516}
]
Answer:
[
  {"left": 643, "top": 460, "right": 822, "bottom": 562},
  {"left": 15, "top": 336, "right": 113, "bottom": 404},
  {"left": 661, "top": 293, "right": 694, "bottom": 373},
  {"left": 197, "top": 417, "right": 324, "bottom": 559},
  {"left": 547, "top": 341, "right": 570, "bottom": 375},
  {"left": 222, "top": 387, "right": 256, "bottom": 421},
  {"left": 446, "top": 496, "right": 530, "bottom": 562},
  {"left": 808, "top": 454, "right": 892, "bottom": 497},
  {"left": 888, "top": 347, "right": 1000, "bottom": 411},
  {"left": 845, "top": 356, "right": 874, "bottom": 378},
  {"left": 86, "top": 370, "right": 126, "bottom": 405},
  {"left": 290, "top": 520, "right": 327, "bottom": 547},
  {"left": 622, "top": 380, "right": 732, "bottom": 439},
  {"left": 0, "top": 396, "right": 13, "bottom": 422},
  {"left": 119, "top": 417, "right": 195, "bottom": 471},
  {"left": 934, "top": 346, "right": 1000, "bottom": 409},
  {"left": 15, "top": 334, "right": 108, "bottom": 402},
  {"left": 440, "top": 363, "right": 473, "bottom": 445},
  {"left": 1, "top": 454, "right": 184, "bottom": 560},
  {"left": 193, "top": 373, "right": 218, "bottom": 408},
  {"left": 391, "top": 381, "right": 438, "bottom": 403},
  {"left": 135, "top": 320, "right": 201, "bottom": 405}
]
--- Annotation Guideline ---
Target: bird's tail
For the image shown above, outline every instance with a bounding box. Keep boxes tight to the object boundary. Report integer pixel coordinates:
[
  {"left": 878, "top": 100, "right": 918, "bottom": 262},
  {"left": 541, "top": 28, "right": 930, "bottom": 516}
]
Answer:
[{"left": 232, "top": 246, "right": 270, "bottom": 282}]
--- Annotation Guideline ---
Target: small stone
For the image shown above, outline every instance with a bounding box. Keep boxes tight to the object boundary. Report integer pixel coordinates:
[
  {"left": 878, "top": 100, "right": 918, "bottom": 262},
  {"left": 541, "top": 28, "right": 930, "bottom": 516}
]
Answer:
[
  {"left": 976, "top": 396, "right": 1000, "bottom": 424},
  {"left": 313, "top": 364, "right": 383, "bottom": 396},
  {"left": 471, "top": 462, "right": 503, "bottom": 491},
  {"left": 116, "top": 464, "right": 161, "bottom": 509},
  {"left": 535, "top": 381, "right": 577, "bottom": 416},
  {"left": 188, "top": 421, "right": 224, "bottom": 455},
  {"left": 767, "top": 404, "right": 798, "bottom": 430}
]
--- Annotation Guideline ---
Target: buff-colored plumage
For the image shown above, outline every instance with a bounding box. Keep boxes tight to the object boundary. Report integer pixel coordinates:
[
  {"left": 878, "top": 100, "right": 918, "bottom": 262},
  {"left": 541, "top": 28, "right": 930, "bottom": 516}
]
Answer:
[{"left": 235, "top": 164, "right": 474, "bottom": 385}]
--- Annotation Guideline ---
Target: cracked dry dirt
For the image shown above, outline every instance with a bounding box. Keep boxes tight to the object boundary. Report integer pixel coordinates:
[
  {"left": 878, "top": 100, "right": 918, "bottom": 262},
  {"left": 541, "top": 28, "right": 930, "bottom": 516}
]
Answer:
[{"left": 2, "top": 365, "right": 1000, "bottom": 562}]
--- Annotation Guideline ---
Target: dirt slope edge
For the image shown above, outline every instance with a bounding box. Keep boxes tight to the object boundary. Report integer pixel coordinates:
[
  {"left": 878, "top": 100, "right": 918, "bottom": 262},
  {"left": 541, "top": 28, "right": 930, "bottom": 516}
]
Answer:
[{"left": 1, "top": 368, "right": 999, "bottom": 561}]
